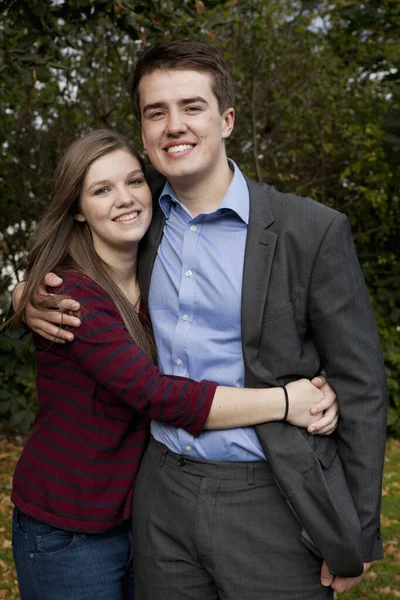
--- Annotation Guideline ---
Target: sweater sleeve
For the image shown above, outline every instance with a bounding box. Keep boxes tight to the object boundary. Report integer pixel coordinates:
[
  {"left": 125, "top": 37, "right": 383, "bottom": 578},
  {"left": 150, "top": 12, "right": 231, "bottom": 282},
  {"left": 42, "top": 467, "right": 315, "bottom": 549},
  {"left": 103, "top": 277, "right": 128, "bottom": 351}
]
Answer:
[{"left": 43, "top": 274, "right": 217, "bottom": 437}]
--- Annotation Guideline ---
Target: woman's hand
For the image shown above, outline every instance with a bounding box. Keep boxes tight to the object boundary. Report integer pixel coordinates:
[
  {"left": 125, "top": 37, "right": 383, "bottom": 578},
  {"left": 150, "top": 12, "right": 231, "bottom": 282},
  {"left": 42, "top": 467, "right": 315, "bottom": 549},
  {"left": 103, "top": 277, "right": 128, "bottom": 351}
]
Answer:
[
  {"left": 285, "top": 377, "right": 339, "bottom": 434},
  {"left": 308, "top": 376, "right": 339, "bottom": 435}
]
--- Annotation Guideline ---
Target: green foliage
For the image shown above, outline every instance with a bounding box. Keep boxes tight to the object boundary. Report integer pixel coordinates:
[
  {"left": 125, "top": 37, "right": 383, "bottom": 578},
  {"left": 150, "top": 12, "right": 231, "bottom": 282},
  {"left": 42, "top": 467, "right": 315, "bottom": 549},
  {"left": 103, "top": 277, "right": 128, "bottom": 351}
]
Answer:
[{"left": 0, "top": 334, "right": 37, "bottom": 433}]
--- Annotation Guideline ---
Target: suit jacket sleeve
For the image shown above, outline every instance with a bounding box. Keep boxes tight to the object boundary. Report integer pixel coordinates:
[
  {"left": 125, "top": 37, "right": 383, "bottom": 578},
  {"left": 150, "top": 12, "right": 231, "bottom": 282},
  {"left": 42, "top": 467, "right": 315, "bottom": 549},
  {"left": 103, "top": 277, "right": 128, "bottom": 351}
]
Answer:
[{"left": 308, "top": 211, "right": 387, "bottom": 562}]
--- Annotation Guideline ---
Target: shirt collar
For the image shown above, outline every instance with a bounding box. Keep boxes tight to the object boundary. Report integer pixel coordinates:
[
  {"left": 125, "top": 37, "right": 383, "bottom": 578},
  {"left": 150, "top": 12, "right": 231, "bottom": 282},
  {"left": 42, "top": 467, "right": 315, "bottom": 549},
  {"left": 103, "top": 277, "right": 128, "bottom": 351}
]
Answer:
[{"left": 158, "top": 159, "right": 249, "bottom": 224}]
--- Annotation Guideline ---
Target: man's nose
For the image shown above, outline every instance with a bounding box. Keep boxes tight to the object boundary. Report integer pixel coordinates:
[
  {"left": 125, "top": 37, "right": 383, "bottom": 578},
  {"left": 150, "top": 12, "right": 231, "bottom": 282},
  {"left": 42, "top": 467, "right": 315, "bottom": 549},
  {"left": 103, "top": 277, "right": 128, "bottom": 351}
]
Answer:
[{"left": 165, "top": 111, "right": 187, "bottom": 136}]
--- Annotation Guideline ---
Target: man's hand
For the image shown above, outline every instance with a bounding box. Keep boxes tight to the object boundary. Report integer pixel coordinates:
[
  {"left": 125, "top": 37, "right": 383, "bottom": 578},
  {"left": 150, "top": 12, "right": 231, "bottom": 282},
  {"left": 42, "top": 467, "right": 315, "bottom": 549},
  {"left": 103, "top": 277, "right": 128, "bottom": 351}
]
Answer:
[
  {"left": 13, "top": 273, "right": 81, "bottom": 343},
  {"left": 320, "top": 560, "right": 370, "bottom": 593},
  {"left": 307, "top": 376, "right": 338, "bottom": 435}
]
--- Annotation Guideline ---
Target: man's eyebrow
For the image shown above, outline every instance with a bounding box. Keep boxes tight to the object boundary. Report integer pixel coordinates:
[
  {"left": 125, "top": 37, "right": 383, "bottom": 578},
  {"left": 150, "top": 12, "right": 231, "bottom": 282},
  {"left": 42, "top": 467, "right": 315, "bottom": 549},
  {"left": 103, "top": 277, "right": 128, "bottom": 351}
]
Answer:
[
  {"left": 180, "top": 96, "right": 208, "bottom": 105},
  {"left": 142, "top": 96, "right": 209, "bottom": 114}
]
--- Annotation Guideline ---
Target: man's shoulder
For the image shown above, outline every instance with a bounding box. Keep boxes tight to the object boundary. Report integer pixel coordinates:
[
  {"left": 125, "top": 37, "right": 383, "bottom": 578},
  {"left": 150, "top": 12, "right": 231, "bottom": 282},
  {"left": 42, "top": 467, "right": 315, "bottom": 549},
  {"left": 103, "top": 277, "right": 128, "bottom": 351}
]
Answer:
[{"left": 246, "top": 176, "right": 343, "bottom": 227}]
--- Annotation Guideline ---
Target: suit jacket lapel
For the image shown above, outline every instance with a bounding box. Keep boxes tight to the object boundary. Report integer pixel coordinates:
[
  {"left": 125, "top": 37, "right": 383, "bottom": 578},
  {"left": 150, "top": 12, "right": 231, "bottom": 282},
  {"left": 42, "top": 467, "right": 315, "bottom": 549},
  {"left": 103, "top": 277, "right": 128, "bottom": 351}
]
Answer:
[
  {"left": 138, "top": 167, "right": 167, "bottom": 307},
  {"left": 242, "top": 178, "right": 278, "bottom": 387}
]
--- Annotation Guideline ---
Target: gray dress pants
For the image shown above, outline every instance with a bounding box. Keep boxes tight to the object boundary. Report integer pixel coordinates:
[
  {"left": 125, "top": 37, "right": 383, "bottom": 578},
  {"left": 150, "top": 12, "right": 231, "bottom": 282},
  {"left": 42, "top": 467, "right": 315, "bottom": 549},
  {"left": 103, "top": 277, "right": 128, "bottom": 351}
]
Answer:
[{"left": 132, "top": 438, "right": 333, "bottom": 600}]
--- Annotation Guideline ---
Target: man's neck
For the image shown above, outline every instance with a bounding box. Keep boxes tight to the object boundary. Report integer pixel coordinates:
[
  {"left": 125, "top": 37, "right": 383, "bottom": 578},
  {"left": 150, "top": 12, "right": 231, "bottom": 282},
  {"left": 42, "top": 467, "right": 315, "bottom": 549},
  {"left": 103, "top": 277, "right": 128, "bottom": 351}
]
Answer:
[{"left": 169, "top": 160, "right": 234, "bottom": 218}]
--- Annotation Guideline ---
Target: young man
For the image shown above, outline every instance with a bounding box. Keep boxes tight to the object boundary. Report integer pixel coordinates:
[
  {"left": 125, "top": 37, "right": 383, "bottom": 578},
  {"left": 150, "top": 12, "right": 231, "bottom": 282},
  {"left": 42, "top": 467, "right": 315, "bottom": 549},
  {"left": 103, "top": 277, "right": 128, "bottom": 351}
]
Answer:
[{"left": 16, "top": 41, "right": 386, "bottom": 599}]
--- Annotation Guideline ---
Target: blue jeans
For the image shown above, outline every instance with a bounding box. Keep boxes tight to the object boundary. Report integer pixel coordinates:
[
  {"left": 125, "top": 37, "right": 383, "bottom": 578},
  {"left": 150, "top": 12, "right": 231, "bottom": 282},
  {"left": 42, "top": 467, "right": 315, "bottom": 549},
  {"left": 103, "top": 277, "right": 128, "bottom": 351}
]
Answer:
[{"left": 12, "top": 508, "right": 134, "bottom": 600}]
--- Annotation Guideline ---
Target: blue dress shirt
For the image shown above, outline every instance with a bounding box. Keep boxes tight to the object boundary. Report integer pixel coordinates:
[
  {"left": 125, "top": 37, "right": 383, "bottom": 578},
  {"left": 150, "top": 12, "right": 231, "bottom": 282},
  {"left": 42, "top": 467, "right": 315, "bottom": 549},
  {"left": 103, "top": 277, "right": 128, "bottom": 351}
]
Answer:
[{"left": 149, "top": 160, "right": 266, "bottom": 461}]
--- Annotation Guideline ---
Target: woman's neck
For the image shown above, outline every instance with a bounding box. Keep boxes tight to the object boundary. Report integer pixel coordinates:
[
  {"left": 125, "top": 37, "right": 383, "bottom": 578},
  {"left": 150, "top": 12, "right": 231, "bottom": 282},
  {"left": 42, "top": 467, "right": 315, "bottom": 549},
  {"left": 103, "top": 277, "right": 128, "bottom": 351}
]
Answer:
[{"left": 95, "top": 244, "right": 140, "bottom": 305}]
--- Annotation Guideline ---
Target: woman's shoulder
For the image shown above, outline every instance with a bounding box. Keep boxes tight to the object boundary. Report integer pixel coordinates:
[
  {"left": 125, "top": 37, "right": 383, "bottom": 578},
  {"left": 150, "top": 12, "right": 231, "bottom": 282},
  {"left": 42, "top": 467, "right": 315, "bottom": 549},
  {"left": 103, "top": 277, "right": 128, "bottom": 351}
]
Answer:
[{"left": 49, "top": 269, "right": 111, "bottom": 305}]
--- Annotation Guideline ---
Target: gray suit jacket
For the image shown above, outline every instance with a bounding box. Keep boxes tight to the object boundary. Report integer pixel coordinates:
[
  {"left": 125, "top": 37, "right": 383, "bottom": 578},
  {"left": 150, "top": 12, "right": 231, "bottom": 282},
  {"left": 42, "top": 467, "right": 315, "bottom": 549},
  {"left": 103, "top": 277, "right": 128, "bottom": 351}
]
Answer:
[{"left": 139, "top": 168, "right": 387, "bottom": 578}]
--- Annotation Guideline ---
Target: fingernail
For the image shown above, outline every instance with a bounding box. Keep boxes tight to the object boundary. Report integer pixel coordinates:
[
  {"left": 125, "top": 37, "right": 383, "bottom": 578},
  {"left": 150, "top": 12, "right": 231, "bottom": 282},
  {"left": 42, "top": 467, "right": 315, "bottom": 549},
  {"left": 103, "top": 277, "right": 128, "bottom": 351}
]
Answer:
[
  {"left": 71, "top": 303, "right": 80, "bottom": 310},
  {"left": 72, "top": 319, "right": 81, "bottom": 326},
  {"left": 321, "top": 578, "right": 329, "bottom": 586},
  {"left": 309, "top": 426, "right": 316, "bottom": 432}
]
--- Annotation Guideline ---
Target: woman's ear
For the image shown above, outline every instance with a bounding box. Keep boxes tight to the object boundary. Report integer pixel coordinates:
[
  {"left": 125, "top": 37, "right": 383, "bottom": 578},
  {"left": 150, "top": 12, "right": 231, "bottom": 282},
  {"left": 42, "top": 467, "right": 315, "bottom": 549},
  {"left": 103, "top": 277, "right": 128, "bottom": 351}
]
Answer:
[{"left": 74, "top": 213, "right": 86, "bottom": 222}]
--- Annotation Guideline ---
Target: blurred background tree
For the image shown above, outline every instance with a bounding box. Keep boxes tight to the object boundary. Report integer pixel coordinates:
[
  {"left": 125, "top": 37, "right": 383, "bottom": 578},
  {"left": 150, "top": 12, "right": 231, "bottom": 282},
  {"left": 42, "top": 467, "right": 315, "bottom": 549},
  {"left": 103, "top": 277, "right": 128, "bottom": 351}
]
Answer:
[{"left": 1, "top": 0, "right": 399, "bottom": 433}]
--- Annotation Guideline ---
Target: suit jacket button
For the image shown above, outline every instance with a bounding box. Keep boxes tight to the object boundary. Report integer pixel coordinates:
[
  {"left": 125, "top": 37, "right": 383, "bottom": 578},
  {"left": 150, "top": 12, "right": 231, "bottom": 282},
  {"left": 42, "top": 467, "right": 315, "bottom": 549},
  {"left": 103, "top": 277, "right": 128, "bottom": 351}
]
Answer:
[{"left": 178, "top": 458, "right": 187, "bottom": 467}]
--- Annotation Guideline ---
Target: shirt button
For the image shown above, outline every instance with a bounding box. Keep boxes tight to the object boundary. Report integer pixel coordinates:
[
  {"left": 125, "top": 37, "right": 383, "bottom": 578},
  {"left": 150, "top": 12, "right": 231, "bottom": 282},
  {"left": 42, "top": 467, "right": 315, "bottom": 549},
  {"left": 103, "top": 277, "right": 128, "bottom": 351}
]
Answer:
[
  {"left": 182, "top": 314, "right": 189, "bottom": 321},
  {"left": 190, "top": 225, "right": 197, "bottom": 232},
  {"left": 185, "top": 270, "right": 192, "bottom": 277},
  {"left": 176, "top": 358, "right": 183, "bottom": 366},
  {"left": 185, "top": 445, "right": 192, "bottom": 452}
]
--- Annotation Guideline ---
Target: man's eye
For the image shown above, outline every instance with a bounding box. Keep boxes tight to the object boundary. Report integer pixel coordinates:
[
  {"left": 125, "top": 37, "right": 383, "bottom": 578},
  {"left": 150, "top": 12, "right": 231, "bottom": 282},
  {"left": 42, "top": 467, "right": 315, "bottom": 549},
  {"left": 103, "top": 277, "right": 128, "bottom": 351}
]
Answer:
[
  {"left": 150, "top": 111, "right": 164, "bottom": 119},
  {"left": 186, "top": 106, "right": 201, "bottom": 113}
]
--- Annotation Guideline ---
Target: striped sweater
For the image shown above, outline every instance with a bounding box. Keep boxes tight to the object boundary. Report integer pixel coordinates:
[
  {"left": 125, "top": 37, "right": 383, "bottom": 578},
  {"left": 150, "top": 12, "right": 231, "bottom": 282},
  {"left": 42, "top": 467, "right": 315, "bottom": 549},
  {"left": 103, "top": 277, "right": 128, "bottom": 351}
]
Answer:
[{"left": 11, "top": 271, "right": 217, "bottom": 532}]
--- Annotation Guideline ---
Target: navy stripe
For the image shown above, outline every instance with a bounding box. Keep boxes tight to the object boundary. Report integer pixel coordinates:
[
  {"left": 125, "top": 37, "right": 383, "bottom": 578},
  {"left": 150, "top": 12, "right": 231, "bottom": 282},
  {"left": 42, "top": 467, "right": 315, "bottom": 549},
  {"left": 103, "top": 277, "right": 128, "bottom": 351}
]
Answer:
[
  {"left": 35, "top": 431, "right": 141, "bottom": 465},
  {"left": 78, "top": 293, "right": 109, "bottom": 303},
  {"left": 185, "top": 383, "right": 207, "bottom": 428},
  {"left": 106, "top": 352, "right": 144, "bottom": 386},
  {"left": 175, "top": 380, "right": 191, "bottom": 421},
  {"left": 158, "top": 380, "right": 174, "bottom": 422},
  {"left": 37, "top": 387, "right": 132, "bottom": 424},
  {"left": 39, "top": 403, "right": 128, "bottom": 438},
  {"left": 27, "top": 444, "right": 137, "bottom": 479},
  {"left": 81, "top": 311, "right": 111, "bottom": 322},
  {"left": 92, "top": 341, "right": 136, "bottom": 374},
  {"left": 41, "top": 415, "right": 144, "bottom": 451},
  {"left": 120, "top": 364, "right": 150, "bottom": 400},
  {"left": 36, "top": 362, "right": 85, "bottom": 375},
  {"left": 55, "top": 283, "right": 81, "bottom": 295},
  {"left": 14, "top": 471, "right": 124, "bottom": 507},
  {"left": 20, "top": 456, "right": 129, "bottom": 493},
  {"left": 39, "top": 374, "right": 93, "bottom": 398},
  {"left": 80, "top": 339, "right": 107, "bottom": 361},
  {"left": 13, "top": 489, "right": 125, "bottom": 524},
  {"left": 130, "top": 373, "right": 154, "bottom": 409},
  {"left": 80, "top": 322, "right": 125, "bottom": 341}
]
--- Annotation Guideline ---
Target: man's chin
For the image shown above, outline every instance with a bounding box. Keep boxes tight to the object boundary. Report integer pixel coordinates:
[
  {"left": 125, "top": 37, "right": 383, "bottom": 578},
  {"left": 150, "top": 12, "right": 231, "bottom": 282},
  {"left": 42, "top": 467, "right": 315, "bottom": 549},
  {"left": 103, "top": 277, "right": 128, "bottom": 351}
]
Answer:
[{"left": 156, "top": 164, "right": 198, "bottom": 184}]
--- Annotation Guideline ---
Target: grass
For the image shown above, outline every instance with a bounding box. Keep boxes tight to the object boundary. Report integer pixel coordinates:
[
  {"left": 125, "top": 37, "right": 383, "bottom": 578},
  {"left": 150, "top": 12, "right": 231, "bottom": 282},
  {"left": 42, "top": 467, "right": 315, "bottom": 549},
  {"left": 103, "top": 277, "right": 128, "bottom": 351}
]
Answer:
[{"left": 0, "top": 436, "right": 399, "bottom": 599}]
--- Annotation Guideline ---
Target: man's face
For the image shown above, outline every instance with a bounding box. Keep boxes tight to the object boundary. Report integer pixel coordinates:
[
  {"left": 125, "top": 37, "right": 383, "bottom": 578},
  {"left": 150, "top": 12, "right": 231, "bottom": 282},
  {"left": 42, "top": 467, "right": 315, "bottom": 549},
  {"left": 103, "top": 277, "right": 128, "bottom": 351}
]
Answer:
[{"left": 139, "top": 69, "right": 234, "bottom": 187}]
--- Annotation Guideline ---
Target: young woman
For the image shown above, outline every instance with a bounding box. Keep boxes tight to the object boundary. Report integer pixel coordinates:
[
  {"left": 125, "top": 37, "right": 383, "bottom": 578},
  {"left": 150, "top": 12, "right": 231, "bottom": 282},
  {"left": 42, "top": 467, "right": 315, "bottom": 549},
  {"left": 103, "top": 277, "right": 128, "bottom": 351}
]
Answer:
[{"left": 8, "top": 130, "right": 337, "bottom": 600}]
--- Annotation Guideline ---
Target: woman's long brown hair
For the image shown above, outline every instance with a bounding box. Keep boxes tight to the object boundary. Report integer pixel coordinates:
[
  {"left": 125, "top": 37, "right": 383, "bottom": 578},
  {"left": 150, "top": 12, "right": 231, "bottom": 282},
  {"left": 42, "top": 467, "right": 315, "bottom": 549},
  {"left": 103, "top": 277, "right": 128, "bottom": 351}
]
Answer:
[{"left": 8, "top": 129, "right": 157, "bottom": 362}]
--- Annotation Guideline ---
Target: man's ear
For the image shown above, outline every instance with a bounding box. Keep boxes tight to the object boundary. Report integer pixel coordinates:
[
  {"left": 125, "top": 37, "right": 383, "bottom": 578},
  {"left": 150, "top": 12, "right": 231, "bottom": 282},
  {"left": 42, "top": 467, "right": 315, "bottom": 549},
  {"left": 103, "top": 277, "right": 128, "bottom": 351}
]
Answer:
[
  {"left": 221, "top": 107, "right": 235, "bottom": 140},
  {"left": 74, "top": 213, "right": 86, "bottom": 222}
]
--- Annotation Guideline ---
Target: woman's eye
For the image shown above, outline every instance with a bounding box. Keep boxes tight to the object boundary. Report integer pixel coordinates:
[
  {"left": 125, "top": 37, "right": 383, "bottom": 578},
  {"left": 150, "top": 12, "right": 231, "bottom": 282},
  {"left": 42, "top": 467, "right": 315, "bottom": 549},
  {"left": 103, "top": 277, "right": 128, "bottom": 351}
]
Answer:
[
  {"left": 129, "top": 179, "right": 143, "bottom": 186},
  {"left": 94, "top": 187, "right": 108, "bottom": 196}
]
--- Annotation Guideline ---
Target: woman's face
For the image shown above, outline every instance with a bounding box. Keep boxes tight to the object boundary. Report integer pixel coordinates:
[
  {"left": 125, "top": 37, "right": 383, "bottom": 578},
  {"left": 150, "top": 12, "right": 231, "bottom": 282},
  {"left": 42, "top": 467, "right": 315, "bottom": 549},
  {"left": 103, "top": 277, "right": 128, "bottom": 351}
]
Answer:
[{"left": 75, "top": 149, "right": 152, "bottom": 260}]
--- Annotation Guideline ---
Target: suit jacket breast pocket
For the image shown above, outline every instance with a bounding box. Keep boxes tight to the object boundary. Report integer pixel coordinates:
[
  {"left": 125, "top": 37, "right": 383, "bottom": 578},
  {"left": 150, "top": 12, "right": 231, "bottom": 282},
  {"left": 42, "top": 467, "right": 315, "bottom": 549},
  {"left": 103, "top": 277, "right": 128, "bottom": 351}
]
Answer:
[{"left": 258, "top": 300, "right": 304, "bottom": 377}]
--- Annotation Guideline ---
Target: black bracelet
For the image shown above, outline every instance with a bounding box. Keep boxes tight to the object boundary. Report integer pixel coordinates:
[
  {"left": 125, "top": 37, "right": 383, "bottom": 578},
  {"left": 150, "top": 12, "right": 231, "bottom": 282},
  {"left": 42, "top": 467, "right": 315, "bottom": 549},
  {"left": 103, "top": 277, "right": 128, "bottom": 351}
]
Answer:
[{"left": 280, "top": 385, "right": 289, "bottom": 421}]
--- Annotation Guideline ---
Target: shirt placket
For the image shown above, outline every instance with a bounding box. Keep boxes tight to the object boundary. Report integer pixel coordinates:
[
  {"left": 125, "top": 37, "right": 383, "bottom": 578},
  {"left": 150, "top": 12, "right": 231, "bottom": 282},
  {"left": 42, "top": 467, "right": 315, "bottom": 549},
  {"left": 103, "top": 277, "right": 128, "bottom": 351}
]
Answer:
[{"left": 171, "top": 215, "right": 203, "bottom": 453}]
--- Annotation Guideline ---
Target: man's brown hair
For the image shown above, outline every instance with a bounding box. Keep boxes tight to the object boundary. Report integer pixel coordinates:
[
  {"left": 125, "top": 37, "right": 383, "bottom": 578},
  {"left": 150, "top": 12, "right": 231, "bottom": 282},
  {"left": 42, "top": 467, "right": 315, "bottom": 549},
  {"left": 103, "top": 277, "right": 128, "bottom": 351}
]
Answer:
[{"left": 131, "top": 40, "right": 235, "bottom": 123}]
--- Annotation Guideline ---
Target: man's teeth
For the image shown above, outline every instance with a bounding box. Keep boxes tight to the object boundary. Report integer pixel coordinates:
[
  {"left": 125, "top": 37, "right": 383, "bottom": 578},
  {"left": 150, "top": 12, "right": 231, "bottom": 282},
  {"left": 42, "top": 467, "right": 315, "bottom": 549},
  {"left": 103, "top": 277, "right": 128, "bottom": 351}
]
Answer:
[
  {"left": 166, "top": 144, "right": 193, "bottom": 153},
  {"left": 115, "top": 212, "right": 138, "bottom": 223}
]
